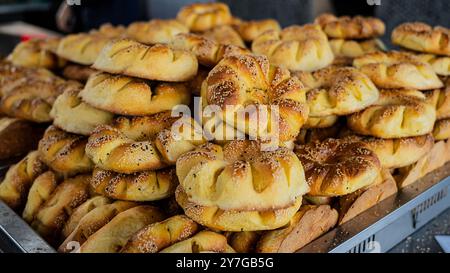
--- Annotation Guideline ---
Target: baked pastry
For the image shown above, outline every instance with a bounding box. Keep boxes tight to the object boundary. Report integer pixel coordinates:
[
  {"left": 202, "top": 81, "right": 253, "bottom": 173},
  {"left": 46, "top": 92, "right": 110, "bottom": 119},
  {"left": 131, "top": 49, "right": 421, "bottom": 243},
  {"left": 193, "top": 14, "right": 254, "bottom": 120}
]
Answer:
[
  {"left": 236, "top": 19, "right": 281, "bottom": 42},
  {"left": 347, "top": 90, "right": 436, "bottom": 138},
  {"left": 31, "top": 174, "right": 91, "bottom": 245},
  {"left": 0, "top": 151, "right": 47, "bottom": 210},
  {"left": 7, "top": 39, "right": 59, "bottom": 69},
  {"left": 315, "top": 14, "right": 385, "bottom": 39},
  {"left": 252, "top": 24, "right": 334, "bottom": 72},
  {"left": 79, "top": 205, "right": 165, "bottom": 253},
  {"left": 176, "top": 141, "right": 308, "bottom": 231},
  {"left": 433, "top": 119, "right": 450, "bottom": 140},
  {"left": 92, "top": 39, "right": 198, "bottom": 82},
  {"left": 0, "top": 62, "right": 54, "bottom": 94},
  {"left": 353, "top": 51, "right": 443, "bottom": 90},
  {"left": 38, "top": 126, "right": 93, "bottom": 176},
  {"left": 126, "top": 19, "right": 188, "bottom": 45},
  {"left": 171, "top": 33, "right": 249, "bottom": 67},
  {"left": 90, "top": 167, "right": 177, "bottom": 201},
  {"left": 80, "top": 72, "right": 191, "bottom": 116},
  {"left": 342, "top": 134, "right": 434, "bottom": 169},
  {"left": 329, "top": 39, "right": 385, "bottom": 60},
  {"left": 256, "top": 205, "right": 338, "bottom": 253},
  {"left": 50, "top": 87, "right": 114, "bottom": 135},
  {"left": 56, "top": 33, "right": 112, "bottom": 65},
  {"left": 339, "top": 169, "right": 397, "bottom": 224},
  {"left": 227, "top": 231, "right": 262, "bottom": 253},
  {"left": 392, "top": 22, "right": 450, "bottom": 56},
  {"left": 59, "top": 200, "right": 137, "bottom": 252},
  {"left": 202, "top": 25, "right": 246, "bottom": 47},
  {"left": 416, "top": 54, "right": 450, "bottom": 76},
  {"left": 304, "top": 115, "right": 339, "bottom": 129},
  {"left": 22, "top": 171, "right": 58, "bottom": 223},
  {"left": 423, "top": 86, "right": 450, "bottom": 120},
  {"left": 160, "top": 231, "right": 235, "bottom": 253},
  {"left": 61, "top": 64, "right": 97, "bottom": 82},
  {"left": 294, "top": 138, "right": 381, "bottom": 196},
  {"left": 201, "top": 54, "right": 309, "bottom": 142},
  {"left": 176, "top": 2, "right": 232, "bottom": 32},
  {"left": 90, "top": 23, "right": 126, "bottom": 38},
  {"left": 293, "top": 67, "right": 379, "bottom": 117},
  {"left": 61, "top": 196, "right": 111, "bottom": 239},
  {"left": 0, "top": 117, "right": 45, "bottom": 160},
  {"left": 296, "top": 123, "right": 342, "bottom": 145},
  {"left": 121, "top": 215, "right": 199, "bottom": 253},
  {"left": 186, "top": 67, "right": 209, "bottom": 96}
]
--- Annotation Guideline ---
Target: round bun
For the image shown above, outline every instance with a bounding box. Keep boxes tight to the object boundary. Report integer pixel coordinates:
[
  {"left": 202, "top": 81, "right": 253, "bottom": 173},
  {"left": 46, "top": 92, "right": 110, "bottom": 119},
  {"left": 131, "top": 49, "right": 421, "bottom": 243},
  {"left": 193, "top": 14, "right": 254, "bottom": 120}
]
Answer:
[
  {"left": 433, "top": 119, "right": 450, "bottom": 140},
  {"left": 201, "top": 54, "right": 309, "bottom": 142},
  {"left": 392, "top": 22, "right": 450, "bottom": 56},
  {"left": 203, "top": 25, "right": 245, "bottom": 47},
  {"left": 92, "top": 39, "right": 198, "bottom": 82},
  {"left": 293, "top": 67, "right": 379, "bottom": 117},
  {"left": 126, "top": 19, "right": 188, "bottom": 45},
  {"left": 237, "top": 19, "right": 281, "bottom": 42},
  {"left": 90, "top": 167, "right": 177, "bottom": 201},
  {"left": 294, "top": 138, "right": 381, "bottom": 196},
  {"left": 80, "top": 72, "right": 191, "bottom": 116},
  {"left": 353, "top": 51, "right": 443, "bottom": 90},
  {"left": 50, "top": 87, "right": 114, "bottom": 136},
  {"left": 176, "top": 2, "right": 232, "bottom": 32},
  {"left": 348, "top": 90, "right": 437, "bottom": 138},
  {"left": 252, "top": 24, "right": 334, "bottom": 72},
  {"left": 38, "top": 126, "right": 93, "bottom": 176},
  {"left": 7, "top": 39, "right": 58, "bottom": 69},
  {"left": 416, "top": 54, "right": 450, "bottom": 76},
  {"left": 315, "top": 13, "right": 385, "bottom": 39},
  {"left": 175, "top": 141, "right": 308, "bottom": 231},
  {"left": 424, "top": 86, "right": 450, "bottom": 120}
]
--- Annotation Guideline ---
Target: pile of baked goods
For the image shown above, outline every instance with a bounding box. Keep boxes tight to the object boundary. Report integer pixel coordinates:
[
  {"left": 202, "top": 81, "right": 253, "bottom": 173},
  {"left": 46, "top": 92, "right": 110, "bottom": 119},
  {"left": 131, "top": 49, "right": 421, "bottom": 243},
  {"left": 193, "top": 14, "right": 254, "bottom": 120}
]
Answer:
[{"left": 0, "top": 2, "right": 449, "bottom": 253}]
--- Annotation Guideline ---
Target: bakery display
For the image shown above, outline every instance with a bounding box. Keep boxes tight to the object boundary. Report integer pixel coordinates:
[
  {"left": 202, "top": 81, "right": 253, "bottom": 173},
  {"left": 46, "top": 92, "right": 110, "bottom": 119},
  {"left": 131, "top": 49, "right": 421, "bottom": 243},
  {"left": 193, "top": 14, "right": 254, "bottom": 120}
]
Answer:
[{"left": 0, "top": 1, "right": 449, "bottom": 254}]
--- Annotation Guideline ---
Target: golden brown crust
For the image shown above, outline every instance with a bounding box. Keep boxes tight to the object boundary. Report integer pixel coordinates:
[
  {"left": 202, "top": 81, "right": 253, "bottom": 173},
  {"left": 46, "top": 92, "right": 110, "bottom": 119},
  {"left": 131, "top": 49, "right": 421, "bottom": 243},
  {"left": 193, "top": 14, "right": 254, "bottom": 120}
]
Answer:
[
  {"left": 304, "top": 115, "right": 339, "bottom": 129},
  {"left": 56, "top": 33, "right": 112, "bottom": 65},
  {"left": 296, "top": 123, "right": 343, "bottom": 145},
  {"left": 176, "top": 2, "right": 232, "bottom": 32},
  {"left": 126, "top": 19, "right": 188, "bottom": 45},
  {"left": 90, "top": 23, "right": 126, "bottom": 38},
  {"left": 79, "top": 205, "right": 165, "bottom": 253},
  {"left": 338, "top": 169, "right": 398, "bottom": 224},
  {"left": 347, "top": 90, "right": 437, "bottom": 138},
  {"left": 329, "top": 38, "right": 385, "bottom": 59},
  {"left": 424, "top": 86, "right": 450, "bottom": 120},
  {"left": 392, "top": 22, "right": 450, "bottom": 56},
  {"left": 252, "top": 24, "right": 334, "bottom": 72},
  {"left": 7, "top": 39, "right": 59, "bottom": 69},
  {"left": 294, "top": 138, "right": 381, "bottom": 196},
  {"left": 38, "top": 126, "right": 93, "bottom": 176},
  {"left": 433, "top": 119, "right": 450, "bottom": 140},
  {"left": 416, "top": 54, "right": 450, "bottom": 76},
  {"left": 256, "top": 205, "right": 338, "bottom": 253},
  {"left": 160, "top": 231, "right": 235, "bottom": 253},
  {"left": 92, "top": 39, "right": 198, "bottom": 82},
  {"left": 315, "top": 13, "right": 385, "bottom": 39},
  {"left": 121, "top": 215, "right": 199, "bottom": 253},
  {"left": 353, "top": 51, "right": 443, "bottom": 90},
  {"left": 61, "top": 64, "right": 97, "bottom": 82},
  {"left": 227, "top": 231, "right": 262, "bottom": 253},
  {"left": 0, "top": 151, "right": 48, "bottom": 210},
  {"left": 202, "top": 25, "right": 246, "bottom": 47},
  {"left": 80, "top": 72, "right": 191, "bottom": 116},
  {"left": 237, "top": 19, "right": 281, "bottom": 42}
]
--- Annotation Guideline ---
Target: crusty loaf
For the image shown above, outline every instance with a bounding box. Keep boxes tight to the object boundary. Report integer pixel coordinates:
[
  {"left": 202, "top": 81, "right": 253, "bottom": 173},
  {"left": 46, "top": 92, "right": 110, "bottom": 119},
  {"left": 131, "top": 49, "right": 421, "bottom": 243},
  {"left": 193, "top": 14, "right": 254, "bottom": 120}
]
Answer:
[
  {"left": 7, "top": 39, "right": 59, "bottom": 69},
  {"left": 329, "top": 39, "right": 385, "bottom": 59},
  {"left": 236, "top": 19, "right": 281, "bottom": 42},
  {"left": 56, "top": 33, "right": 112, "bottom": 65},
  {"left": 202, "top": 25, "right": 245, "bottom": 47},
  {"left": 176, "top": 2, "right": 232, "bottom": 32},
  {"left": 315, "top": 13, "right": 385, "bottom": 39},
  {"left": 126, "top": 19, "right": 188, "bottom": 45}
]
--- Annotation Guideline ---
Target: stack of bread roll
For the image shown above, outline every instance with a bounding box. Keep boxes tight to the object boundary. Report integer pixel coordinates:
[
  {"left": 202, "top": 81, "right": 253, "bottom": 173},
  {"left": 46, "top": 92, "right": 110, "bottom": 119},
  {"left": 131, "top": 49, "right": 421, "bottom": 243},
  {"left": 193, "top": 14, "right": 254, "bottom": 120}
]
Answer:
[{"left": 0, "top": 2, "right": 449, "bottom": 253}]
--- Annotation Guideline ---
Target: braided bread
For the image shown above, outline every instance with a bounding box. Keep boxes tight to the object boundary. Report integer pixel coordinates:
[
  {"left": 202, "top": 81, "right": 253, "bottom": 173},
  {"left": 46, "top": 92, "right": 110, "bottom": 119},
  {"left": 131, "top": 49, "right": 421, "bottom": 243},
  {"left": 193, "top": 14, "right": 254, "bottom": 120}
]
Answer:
[
  {"left": 50, "top": 88, "right": 113, "bottom": 136},
  {"left": 424, "top": 86, "right": 450, "bottom": 120},
  {"left": 92, "top": 39, "right": 198, "bottom": 82},
  {"left": 31, "top": 174, "right": 91, "bottom": 245},
  {"left": 160, "top": 231, "right": 235, "bottom": 253},
  {"left": 121, "top": 215, "right": 199, "bottom": 253},
  {"left": 176, "top": 2, "right": 232, "bottom": 32},
  {"left": 293, "top": 67, "right": 379, "bottom": 117},
  {"left": 294, "top": 138, "right": 381, "bottom": 196},
  {"left": 175, "top": 141, "right": 307, "bottom": 231},
  {"left": 347, "top": 90, "right": 436, "bottom": 138},
  {"left": 342, "top": 134, "right": 434, "bottom": 169},
  {"left": 56, "top": 33, "right": 112, "bottom": 65},
  {"left": 252, "top": 24, "right": 334, "bottom": 72},
  {"left": 315, "top": 14, "right": 385, "bottom": 39},
  {"left": 38, "top": 126, "right": 93, "bottom": 176},
  {"left": 126, "top": 19, "right": 188, "bottom": 45},
  {"left": 0, "top": 151, "right": 47, "bottom": 210},
  {"left": 59, "top": 200, "right": 137, "bottom": 252},
  {"left": 61, "top": 64, "right": 97, "bottom": 82},
  {"left": 256, "top": 205, "right": 338, "bottom": 253},
  {"left": 7, "top": 39, "right": 59, "bottom": 69},
  {"left": 202, "top": 54, "right": 309, "bottom": 142},
  {"left": 416, "top": 54, "right": 450, "bottom": 76},
  {"left": 80, "top": 72, "right": 191, "bottom": 116},
  {"left": 171, "top": 33, "right": 249, "bottom": 67},
  {"left": 353, "top": 51, "right": 443, "bottom": 90},
  {"left": 433, "top": 119, "right": 450, "bottom": 140},
  {"left": 22, "top": 171, "right": 58, "bottom": 223},
  {"left": 203, "top": 25, "right": 246, "bottom": 47},
  {"left": 236, "top": 19, "right": 281, "bottom": 42},
  {"left": 392, "top": 22, "right": 450, "bottom": 56},
  {"left": 90, "top": 167, "right": 177, "bottom": 201},
  {"left": 79, "top": 205, "right": 165, "bottom": 253}
]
